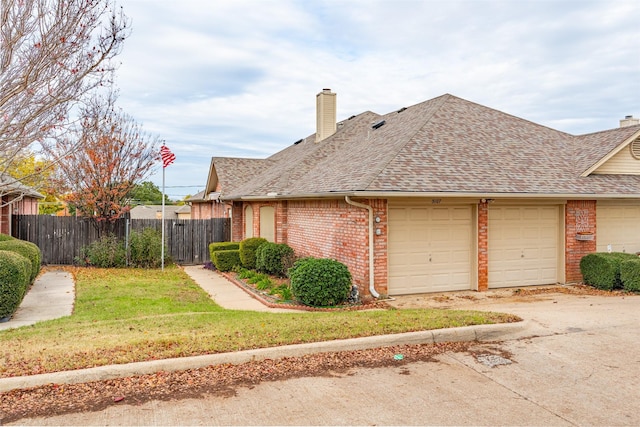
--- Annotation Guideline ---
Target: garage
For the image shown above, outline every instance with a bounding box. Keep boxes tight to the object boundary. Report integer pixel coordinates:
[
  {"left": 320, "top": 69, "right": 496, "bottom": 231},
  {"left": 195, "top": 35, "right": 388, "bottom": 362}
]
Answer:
[
  {"left": 596, "top": 202, "right": 640, "bottom": 254},
  {"left": 488, "top": 206, "right": 560, "bottom": 288},
  {"left": 388, "top": 202, "right": 473, "bottom": 295}
]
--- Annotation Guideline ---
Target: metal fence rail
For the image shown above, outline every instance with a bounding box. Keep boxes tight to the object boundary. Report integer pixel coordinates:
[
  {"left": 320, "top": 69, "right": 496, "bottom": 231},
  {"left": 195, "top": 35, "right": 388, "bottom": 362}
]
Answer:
[{"left": 11, "top": 215, "right": 230, "bottom": 265}]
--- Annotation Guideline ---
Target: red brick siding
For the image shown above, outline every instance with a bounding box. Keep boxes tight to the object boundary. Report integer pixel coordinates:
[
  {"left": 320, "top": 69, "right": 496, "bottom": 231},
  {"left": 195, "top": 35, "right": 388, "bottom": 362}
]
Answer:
[
  {"left": 477, "top": 201, "right": 489, "bottom": 291},
  {"left": 285, "top": 199, "right": 387, "bottom": 300},
  {"left": 370, "top": 199, "right": 388, "bottom": 297},
  {"left": 231, "top": 203, "right": 243, "bottom": 242},
  {"left": 565, "top": 200, "right": 597, "bottom": 283}
]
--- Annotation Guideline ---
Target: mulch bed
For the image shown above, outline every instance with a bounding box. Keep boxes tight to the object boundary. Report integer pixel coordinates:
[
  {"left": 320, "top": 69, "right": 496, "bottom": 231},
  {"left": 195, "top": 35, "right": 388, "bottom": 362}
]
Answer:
[{"left": 220, "top": 271, "right": 391, "bottom": 312}]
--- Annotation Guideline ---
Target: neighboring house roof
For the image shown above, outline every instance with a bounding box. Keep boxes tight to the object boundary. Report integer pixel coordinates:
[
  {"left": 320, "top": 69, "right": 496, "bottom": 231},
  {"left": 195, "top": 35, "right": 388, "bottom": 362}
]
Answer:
[
  {"left": 0, "top": 176, "right": 45, "bottom": 199},
  {"left": 209, "top": 94, "right": 640, "bottom": 200},
  {"left": 129, "top": 205, "right": 190, "bottom": 219}
]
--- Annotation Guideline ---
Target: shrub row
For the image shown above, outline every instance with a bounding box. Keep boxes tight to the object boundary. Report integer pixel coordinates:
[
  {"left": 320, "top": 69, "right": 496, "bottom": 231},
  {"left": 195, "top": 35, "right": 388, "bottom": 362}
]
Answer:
[
  {"left": 0, "top": 234, "right": 42, "bottom": 320},
  {"left": 76, "top": 229, "right": 168, "bottom": 268},
  {"left": 209, "top": 238, "right": 294, "bottom": 277},
  {"left": 580, "top": 252, "right": 640, "bottom": 291},
  {"left": 209, "top": 239, "right": 354, "bottom": 307}
]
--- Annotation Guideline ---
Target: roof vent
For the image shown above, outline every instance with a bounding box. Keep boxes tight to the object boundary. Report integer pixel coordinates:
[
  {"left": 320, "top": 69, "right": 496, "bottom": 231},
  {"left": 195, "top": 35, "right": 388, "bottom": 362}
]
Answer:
[
  {"left": 372, "top": 120, "right": 386, "bottom": 129},
  {"left": 293, "top": 138, "right": 303, "bottom": 145},
  {"left": 397, "top": 107, "right": 407, "bottom": 113},
  {"left": 631, "top": 137, "right": 640, "bottom": 160},
  {"left": 348, "top": 115, "right": 356, "bottom": 120}
]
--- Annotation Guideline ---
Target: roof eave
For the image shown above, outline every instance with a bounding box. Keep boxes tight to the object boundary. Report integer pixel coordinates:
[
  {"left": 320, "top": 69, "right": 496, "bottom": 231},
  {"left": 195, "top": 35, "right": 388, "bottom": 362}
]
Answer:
[{"left": 221, "top": 190, "right": 640, "bottom": 202}]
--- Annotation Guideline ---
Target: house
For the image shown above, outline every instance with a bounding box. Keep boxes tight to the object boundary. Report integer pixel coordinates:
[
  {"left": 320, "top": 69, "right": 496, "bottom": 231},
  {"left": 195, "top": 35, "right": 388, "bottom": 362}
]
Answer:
[
  {"left": 199, "top": 90, "right": 640, "bottom": 300},
  {"left": 0, "top": 177, "right": 43, "bottom": 235},
  {"left": 129, "top": 204, "right": 191, "bottom": 220}
]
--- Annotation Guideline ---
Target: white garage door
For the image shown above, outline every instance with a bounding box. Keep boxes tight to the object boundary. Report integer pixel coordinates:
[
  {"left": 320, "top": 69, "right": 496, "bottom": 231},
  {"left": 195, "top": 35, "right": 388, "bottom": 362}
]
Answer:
[
  {"left": 388, "top": 203, "right": 472, "bottom": 295},
  {"left": 597, "top": 204, "right": 640, "bottom": 254},
  {"left": 489, "top": 206, "right": 559, "bottom": 288}
]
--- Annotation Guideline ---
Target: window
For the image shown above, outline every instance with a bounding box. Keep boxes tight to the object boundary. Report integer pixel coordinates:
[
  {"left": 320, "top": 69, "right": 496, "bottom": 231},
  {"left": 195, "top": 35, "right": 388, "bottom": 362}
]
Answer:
[{"left": 244, "top": 205, "right": 253, "bottom": 238}]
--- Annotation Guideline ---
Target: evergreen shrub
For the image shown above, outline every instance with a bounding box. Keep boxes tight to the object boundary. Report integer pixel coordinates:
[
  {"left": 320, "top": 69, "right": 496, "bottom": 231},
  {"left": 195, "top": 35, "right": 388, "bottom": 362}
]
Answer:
[
  {"left": 620, "top": 258, "right": 640, "bottom": 292},
  {"left": 212, "top": 249, "right": 241, "bottom": 272},
  {"left": 290, "top": 258, "right": 352, "bottom": 307},
  {"left": 129, "top": 228, "right": 164, "bottom": 268},
  {"left": 0, "top": 239, "right": 41, "bottom": 282},
  {"left": 580, "top": 252, "right": 638, "bottom": 290},
  {"left": 256, "top": 242, "right": 295, "bottom": 277},
  {"left": 77, "top": 234, "right": 126, "bottom": 268},
  {"left": 239, "top": 237, "right": 267, "bottom": 270},
  {"left": 0, "top": 250, "right": 31, "bottom": 319}
]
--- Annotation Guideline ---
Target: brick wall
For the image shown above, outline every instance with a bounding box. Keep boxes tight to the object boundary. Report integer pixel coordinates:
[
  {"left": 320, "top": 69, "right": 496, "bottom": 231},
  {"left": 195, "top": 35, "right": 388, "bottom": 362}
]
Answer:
[
  {"left": 477, "top": 200, "right": 489, "bottom": 291},
  {"left": 285, "top": 198, "right": 388, "bottom": 300},
  {"left": 231, "top": 203, "right": 243, "bottom": 242},
  {"left": 565, "top": 200, "right": 597, "bottom": 283}
]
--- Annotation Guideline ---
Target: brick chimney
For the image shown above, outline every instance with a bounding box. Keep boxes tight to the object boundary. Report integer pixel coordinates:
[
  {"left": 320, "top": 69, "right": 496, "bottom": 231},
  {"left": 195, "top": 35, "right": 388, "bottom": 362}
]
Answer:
[
  {"left": 620, "top": 115, "right": 640, "bottom": 128},
  {"left": 316, "top": 89, "right": 336, "bottom": 142}
]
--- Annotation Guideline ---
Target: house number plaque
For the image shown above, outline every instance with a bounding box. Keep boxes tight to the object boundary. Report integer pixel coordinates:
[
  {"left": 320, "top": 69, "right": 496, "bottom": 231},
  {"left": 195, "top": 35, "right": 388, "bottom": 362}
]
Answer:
[{"left": 575, "top": 208, "right": 589, "bottom": 233}]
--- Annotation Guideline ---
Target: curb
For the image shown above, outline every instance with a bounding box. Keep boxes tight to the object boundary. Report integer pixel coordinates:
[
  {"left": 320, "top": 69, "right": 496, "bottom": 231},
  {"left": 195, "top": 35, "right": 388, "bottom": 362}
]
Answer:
[{"left": 0, "top": 320, "right": 529, "bottom": 393}]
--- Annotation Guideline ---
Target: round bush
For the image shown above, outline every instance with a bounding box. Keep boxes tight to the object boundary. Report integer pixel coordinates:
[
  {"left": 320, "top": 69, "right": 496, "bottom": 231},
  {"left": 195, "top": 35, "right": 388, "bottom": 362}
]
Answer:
[
  {"left": 239, "top": 237, "right": 268, "bottom": 270},
  {"left": 0, "top": 250, "right": 31, "bottom": 319},
  {"left": 0, "top": 234, "right": 15, "bottom": 242},
  {"left": 256, "top": 242, "right": 295, "bottom": 277},
  {"left": 290, "top": 258, "right": 352, "bottom": 307},
  {"left": 0, "top": 239, "right": 41, "bottom": 282}
]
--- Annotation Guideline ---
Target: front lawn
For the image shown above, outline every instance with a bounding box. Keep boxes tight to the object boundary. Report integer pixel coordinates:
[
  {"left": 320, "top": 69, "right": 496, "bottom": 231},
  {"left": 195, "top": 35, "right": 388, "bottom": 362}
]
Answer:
[{"left": 0, "top": 266, "right": 519, "bottom": 377}]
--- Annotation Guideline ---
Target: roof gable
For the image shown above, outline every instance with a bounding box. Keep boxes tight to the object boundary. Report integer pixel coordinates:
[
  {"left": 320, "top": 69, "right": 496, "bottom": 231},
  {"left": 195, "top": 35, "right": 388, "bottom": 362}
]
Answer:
[{"left": 580, "top": 127, "right": 640, "bottom": 176}]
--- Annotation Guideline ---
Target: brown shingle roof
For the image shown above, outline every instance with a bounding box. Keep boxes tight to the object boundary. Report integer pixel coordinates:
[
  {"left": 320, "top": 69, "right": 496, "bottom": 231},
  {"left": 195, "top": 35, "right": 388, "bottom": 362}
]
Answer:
[{"left": 215, "top": 94, "right": 640, "bottom": 199}]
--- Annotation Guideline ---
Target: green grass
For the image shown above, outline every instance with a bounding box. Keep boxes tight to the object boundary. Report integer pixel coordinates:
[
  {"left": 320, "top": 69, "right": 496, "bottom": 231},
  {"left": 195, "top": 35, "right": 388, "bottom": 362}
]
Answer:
[{"left": 0, "top": 266, "right": 519, "bottom": 377}]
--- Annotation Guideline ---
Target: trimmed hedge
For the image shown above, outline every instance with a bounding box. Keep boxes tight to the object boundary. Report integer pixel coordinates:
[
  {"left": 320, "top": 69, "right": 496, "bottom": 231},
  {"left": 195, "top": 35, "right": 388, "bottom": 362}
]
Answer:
[
  {"left": 620, "top": 258, "right": 640, "bottom": 292},
  {"left": 0, "top": 250, "right": 31, "bottom": 319},
  {"left": 580, "top": 252, "right": 639, "bottom": 290},
  {"left": 0, "top": 234, "right": 15, "bottom": 242},
  {"left": 239, "top": 237, "right": 268, "bottom": 270},
  {"left": 256, "top": 242, "right": 295, "bottom": 277},
  {"left": 290, "top": 258, "right": 352, "bottom": 307},
  {"left": 0, "top": 239, "right": 41, "bottom": 282},
  {"left": 212, "top": 249, "right": 241, "bottom": 272},
  {"left": 209, "top": 242, "right": 240, "bottom": 261}
]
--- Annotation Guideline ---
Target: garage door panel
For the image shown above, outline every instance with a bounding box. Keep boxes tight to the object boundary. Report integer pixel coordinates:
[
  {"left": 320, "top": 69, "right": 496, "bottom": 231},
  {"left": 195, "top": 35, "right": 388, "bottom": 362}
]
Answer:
[
  {"left": 597, "top": 205, "right": 640, "bottom": 254},
  {"left": 489, "top": 206, "right": 559, "bottom": 288},
  {"left": 389, "top": 204, "right": 472, "bottom": 295}
]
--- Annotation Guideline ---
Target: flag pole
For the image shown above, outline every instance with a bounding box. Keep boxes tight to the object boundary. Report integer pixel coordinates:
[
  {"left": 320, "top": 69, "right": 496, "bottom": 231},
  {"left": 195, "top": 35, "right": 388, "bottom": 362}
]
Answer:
[{"left": 161, "top": 164, "right": 166, "bottom": 271}]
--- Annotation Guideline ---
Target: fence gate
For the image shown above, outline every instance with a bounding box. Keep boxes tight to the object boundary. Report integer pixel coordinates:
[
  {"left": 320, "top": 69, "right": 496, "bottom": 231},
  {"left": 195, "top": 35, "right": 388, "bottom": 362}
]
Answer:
[{"left": 12, "top": 215, "right": 230, "bottom": 266}]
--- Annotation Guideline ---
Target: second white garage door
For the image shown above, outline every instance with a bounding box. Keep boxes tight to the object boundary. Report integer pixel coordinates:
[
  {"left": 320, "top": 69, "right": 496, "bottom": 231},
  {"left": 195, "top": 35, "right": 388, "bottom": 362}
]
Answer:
[
  {"left": 489, "top": 206, "right": 559, "bottom": 288},
  {"left": 388, "top": 203, "right": 472, "bottom": 295},
  {"left": 597, "top": 203, "right": 640, "bottom": 254}
]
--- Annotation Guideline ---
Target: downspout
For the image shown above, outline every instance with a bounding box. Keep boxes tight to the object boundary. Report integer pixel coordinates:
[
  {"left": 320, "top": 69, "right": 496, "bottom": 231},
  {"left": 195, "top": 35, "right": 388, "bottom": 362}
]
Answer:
[{"left": 345, "top": 196, "right": 380, "bottom": 298}]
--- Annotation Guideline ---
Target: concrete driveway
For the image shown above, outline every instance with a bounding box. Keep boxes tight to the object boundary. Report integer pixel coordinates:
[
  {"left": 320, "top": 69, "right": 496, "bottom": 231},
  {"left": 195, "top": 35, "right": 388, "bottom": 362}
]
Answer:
[{"left": 12, "top": 291, "right": 640, "bottom": 426}]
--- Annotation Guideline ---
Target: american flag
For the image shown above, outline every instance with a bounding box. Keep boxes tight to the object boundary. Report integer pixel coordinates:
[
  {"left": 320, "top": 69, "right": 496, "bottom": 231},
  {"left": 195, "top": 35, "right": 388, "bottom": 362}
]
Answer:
[{"left": 160, "top": 144, "right": 176, "bottom": 168}]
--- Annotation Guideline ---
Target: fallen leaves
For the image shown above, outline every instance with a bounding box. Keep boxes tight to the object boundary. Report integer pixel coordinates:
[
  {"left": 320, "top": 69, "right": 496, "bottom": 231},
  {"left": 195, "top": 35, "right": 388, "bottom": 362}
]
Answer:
[{"left": 0, "top": 342, "right": 471, "bottom": 424}]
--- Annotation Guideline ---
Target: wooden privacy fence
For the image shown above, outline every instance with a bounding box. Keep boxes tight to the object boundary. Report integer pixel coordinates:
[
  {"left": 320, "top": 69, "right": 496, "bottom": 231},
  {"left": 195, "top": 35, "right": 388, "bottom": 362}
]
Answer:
[{"left": 11, "top": 215, "right": 231, "bottom": 266}]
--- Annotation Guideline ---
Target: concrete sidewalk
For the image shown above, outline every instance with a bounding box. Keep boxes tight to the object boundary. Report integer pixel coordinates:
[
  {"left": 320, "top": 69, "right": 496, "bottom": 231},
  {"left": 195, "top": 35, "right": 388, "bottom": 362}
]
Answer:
[{"left": 0, "top": 269, "right": 74, "bottom": 331}]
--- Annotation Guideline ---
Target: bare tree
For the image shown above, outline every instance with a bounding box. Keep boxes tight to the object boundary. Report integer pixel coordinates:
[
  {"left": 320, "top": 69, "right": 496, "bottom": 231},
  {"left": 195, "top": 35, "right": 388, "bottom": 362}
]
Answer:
[
  {"left": 0, "top": 0, "right": 129, "bottom": 202},
  {"left": 53, "top": 92, "right": 160, "bottom": 236}
]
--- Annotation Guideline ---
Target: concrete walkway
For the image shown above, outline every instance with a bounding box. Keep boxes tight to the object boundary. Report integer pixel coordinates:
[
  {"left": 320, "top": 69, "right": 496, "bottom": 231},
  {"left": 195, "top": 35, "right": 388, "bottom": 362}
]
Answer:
[
  {"left": 182, "top": 265, "right": 297, "bottom": 312},
  {"left": 0, "top": 270, "right": 74, "bottom": 331}
]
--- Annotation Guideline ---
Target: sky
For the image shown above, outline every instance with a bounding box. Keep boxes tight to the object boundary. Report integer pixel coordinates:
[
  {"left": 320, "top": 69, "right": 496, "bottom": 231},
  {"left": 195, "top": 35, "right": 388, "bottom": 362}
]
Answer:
[{"left": 114, "top": 0, "right": 640, "bottom": 200}]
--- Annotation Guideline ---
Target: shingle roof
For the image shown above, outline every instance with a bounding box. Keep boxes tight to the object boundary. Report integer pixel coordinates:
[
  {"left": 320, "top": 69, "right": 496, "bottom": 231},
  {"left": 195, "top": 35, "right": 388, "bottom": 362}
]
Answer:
[{"left": 215, "top": 94, "right": 640, "bottom": 199}]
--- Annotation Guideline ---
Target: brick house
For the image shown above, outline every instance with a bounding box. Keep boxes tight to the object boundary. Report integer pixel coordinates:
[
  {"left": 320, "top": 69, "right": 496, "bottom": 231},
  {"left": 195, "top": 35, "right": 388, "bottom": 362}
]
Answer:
[
  {"left": 0, "top": 178, "right": 43, "bottom": 235},
  {"left": 198, "top": 90, "right": 640, "bottom": 300}
]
